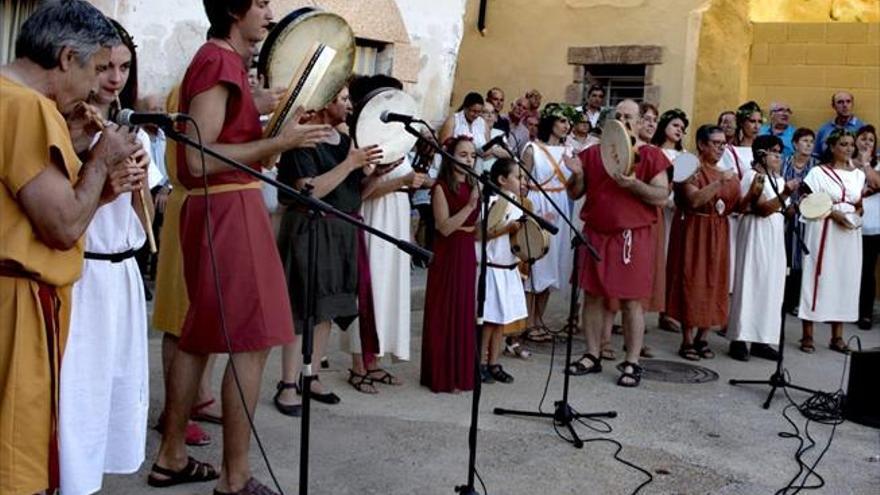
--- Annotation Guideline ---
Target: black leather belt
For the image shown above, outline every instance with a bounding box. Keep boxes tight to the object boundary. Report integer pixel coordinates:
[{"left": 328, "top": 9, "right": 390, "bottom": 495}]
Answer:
[
  {"left": 487, "top": 261, "right": 519, "bottom": 270},
  {"left": 83, "top": 249, "right": 136, "bottom": 263}
]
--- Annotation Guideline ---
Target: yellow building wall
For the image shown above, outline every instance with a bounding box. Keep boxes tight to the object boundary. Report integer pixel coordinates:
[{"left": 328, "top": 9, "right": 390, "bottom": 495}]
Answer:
[
  {"left": 747, "top": 22, "right": 880, "bottom": 132},
  {"left": 452, "top": 0, "right": 710, "bottom": 113}
]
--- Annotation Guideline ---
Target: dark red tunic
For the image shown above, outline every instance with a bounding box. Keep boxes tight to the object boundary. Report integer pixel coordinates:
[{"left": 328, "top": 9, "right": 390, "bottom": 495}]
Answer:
[
  {"left": 176, "top": 42, "right": 294, "bottom": 353},
  {"left": 420, "top": 181, "right": 478, "bottom": 393},
  {"left": 576, "top": 145, "right": 670, "bottom": 300}
]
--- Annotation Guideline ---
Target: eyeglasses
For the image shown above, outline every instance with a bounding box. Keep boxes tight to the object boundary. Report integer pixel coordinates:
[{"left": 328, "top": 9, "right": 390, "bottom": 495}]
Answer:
[
  {"left": 772, "top": 108, "right": 792, "bottom": 114},
  {"left": 763, "top": 151, "right": 782, "bottom": 158},
  {"left": 708, "top": 140, "right": 727, "bottom": 148}
]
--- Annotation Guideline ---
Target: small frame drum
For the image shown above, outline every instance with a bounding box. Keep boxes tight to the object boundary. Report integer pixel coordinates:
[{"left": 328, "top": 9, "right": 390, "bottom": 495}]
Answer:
[
  {"left": 600, "top": 119, "right": 634, "bottom": 178},
  {"left": 511, "top": 218, "right": 550, "bottom": 264},
  {"left": 672, "top": 152, "right": 700, "bottom": 183},
  {"left": 258, "top": 7, "right": 355, "bottom": 136},
  {"left": 486, "top": 196, "right": 509, "bottom": 232},
  {"left": 351, "top": 87, "right": 420, "bottom": 167},
  {"left": 799, "top": 191, "right": 833, "bottom": 220}
]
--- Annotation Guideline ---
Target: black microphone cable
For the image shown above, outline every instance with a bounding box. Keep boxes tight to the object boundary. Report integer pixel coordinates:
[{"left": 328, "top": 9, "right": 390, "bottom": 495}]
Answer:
[{"left": 188, "top": 116, "right": 286, "bottom": 495}]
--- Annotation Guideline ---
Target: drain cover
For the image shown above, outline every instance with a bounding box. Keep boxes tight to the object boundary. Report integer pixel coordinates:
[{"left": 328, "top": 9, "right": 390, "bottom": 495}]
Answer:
[{"left": 639, "top": 359, "right": 719, "bottom": 384}]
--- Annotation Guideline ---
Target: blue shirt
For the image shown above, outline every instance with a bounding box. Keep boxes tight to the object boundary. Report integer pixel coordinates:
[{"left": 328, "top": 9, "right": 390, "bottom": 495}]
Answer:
[
  {"left": 814, "top": 115, "right": 864, "bottom": 158},
  {"left": 759, "top": 124, "right": 796, "bottom": 159}
]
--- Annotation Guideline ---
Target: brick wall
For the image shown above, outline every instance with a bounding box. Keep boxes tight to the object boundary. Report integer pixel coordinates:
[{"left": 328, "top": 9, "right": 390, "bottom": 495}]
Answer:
[{"left": 748, "top": 22, "right": 879, "bottom": 132}]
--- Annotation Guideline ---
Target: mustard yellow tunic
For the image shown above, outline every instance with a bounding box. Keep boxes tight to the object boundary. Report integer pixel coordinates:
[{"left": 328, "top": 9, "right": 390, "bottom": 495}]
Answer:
[
  {"left": 151, "top": 86, "right": 190, "bottom": 335},
  {"left": 0, "top": 75, "right": 83, "bottom": 494}
]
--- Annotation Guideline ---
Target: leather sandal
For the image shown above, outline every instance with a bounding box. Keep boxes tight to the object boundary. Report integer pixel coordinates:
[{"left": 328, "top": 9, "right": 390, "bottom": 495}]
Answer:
[
  {"left": 799, "top": 336, "right": 815, "bottom": 353},
  {"left": 693, "top": 340, "right": 715, "bottom": 359},
  {"left": 214, "top": 477, "right": 280, "bottom": 495},
  {"left": 566, "top": 353, "right": 602, "bottom": 375},
  {"left": 616, "top": 361, "right": 643, "bottom": 388},
  {"left": 366, "top": 368, "right": 402, "bottom": 386},
  {"left": 147, "top": 456, "right": 219, "bottom": 488},
  {"left": 347, "top": 369, "right": 378, "bottom": 394},
  {"left": 296, "top": 375, "right": 341, "bottom": 405},
  {"left": 488, "top": 364, "right": 514, "bottom": 383},
  {"left": 829, "top": 337, "right": 850, "bottom": 354},
  {"left": 678, "top": 344, "right": 701, "bottom": 361},
  {"left": 273, "top": 381, "right": 301, "bottom": 417}
]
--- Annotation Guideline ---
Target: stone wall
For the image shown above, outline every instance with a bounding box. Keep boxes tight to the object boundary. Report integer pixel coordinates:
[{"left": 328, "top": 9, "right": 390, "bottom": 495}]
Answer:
[{"left": 747, "top": 22, "right": 880, "bottom": 131}]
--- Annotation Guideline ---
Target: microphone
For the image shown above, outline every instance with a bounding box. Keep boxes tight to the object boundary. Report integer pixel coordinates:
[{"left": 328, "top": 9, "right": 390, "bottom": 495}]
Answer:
[
  {"left": 114, "top": 108, "right": 186, "bottom": 127},
  {"left": 379, "top": 111, "right": 417, "bottom": 125},
  {"left": 481, "top": 133, "right": 507, "bottom": 152}
]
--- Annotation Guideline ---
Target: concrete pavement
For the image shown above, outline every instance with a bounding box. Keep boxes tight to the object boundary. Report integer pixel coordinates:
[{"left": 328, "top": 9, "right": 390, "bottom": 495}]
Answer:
[{"left": 104, "top": 269, "right": 880, "bottom": 494}]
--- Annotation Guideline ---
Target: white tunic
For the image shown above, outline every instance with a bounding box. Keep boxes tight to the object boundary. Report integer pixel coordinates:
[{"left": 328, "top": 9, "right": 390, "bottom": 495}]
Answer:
[
  {"left": 863, "top": 163, "right": 880, "bottom": 236},
  {"left": 719, "top": 145, "right": 752, "bottom": 292},
  {"left": 523, "top": 141, "right": 574, "bottom": 293},
  {"left": 799, "top": 166, "right": 865, "bottom": 322},
  {"left": 60, "top": 133, "right": 149, "bottom": 494},
  {"left": 728, "top": 170, "right": 787, "bottom": 344},
  {"left": 479, "top": 196, "right": 529, "bottom": 325},
  {"left": 347, "top": 158, "right": 414, "bottom": 360},
  {"left": 661, "top": 148, "right": 681, "bottom": 254},
  {"left": 453, "top": 111, "right": 488, "bottom": 173}
]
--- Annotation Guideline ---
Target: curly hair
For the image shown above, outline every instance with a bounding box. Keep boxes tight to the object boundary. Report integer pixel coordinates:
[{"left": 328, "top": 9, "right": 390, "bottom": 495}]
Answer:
[
  {"left": 819, "top": 128, "right": 857, "bottom": 164},
  {"left": 650, "top": 108, "right": 689, "bottom": 150}
]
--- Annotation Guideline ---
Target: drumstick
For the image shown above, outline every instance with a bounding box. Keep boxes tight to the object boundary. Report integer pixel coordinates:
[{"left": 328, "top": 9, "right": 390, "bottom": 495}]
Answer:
[{"left": 87, "top": 99, "right": 158, "bottom": 254}]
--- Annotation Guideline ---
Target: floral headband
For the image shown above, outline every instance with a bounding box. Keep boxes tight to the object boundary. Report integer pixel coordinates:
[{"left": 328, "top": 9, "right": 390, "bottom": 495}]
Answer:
[
  {"left": 735, "top": 101, "right": 763, "bottom": 123},
  {"left": 540, "top": 103, "right": 581, "bottom": 123},
  {"left": 658, "top": 108, "right": 689, "bottom": 130}
]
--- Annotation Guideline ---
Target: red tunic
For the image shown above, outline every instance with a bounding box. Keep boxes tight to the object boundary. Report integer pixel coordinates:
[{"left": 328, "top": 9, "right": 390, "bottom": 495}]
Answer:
[
  {"left": 665, "top": 165, "right": 741, "bottom": 328},
  {"left": 576, "top": 145, "right": 670, "bottom": 300},
  {"left": 420, "top": 181, "right": 478, "bottom": 393},
  {"left": 176, "top": 42, "right": 294, "bottom": 353}
]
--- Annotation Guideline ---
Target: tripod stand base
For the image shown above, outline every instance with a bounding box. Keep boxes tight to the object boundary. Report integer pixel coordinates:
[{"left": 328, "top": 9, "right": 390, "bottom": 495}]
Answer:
[
  {"left": 729, "top": 372, "right": 818, "bottom": 409},
  {"left": 494, "top": 401, "right": 617, "bottom": 449},
  {"left": 454, "top": 486, "right": 480, "bottom": 495}
]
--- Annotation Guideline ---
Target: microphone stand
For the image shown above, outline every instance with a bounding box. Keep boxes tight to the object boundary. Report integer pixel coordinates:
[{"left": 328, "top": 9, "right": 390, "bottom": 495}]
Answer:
[
  {"left": 491, "top": 141, "right": 615, "bottom": 449},
  {"left": 401, "top": 121, "right": 554, "bottom": 495},
  {"left": 162, "top": 123, "right": 432, "bottom": 495},
  {"left": 728, "top": 161, "right": 819, "bottom": 409}
]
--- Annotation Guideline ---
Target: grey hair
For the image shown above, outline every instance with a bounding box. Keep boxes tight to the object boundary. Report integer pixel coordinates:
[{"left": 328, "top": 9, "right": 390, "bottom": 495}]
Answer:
[{"left": 15, "top": 0, "right": 119, "bottom": 69}]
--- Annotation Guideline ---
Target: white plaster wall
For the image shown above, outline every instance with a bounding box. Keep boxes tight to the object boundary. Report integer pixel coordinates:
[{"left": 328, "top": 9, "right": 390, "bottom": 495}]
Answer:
[
  {"left": 394, "top": 0, "right": 467, "bottom": 125},
  {"left": 88, "top": 0, "right": 210, "bottom": 100},
  {"left": 88, "top": 0, "right": 466, "bottom": 125}
]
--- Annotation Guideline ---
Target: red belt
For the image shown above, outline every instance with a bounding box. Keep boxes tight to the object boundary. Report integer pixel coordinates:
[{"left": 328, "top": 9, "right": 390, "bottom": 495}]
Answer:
[{"left": 0, "top": 263, "right": 62, "bottom": 491}]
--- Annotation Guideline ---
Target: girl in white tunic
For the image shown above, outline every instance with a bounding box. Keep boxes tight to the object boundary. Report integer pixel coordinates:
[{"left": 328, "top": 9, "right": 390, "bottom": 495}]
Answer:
[
  {"left": 479, "top": 159, "right": 529, "bottom": 383},
  {"left": 59, "top": 25, "right": 151, "bottom": 494},
  {"left": 728, "top": 136, "right": 792, "bottom": 361},
  {"left": 520, "top": 105, "right": 575, "bottom": 341},
  {"left": 798, "top": 130, "right": 865, "bottom": 353},
  {"left": 719, "top": 102, "right": 763, "bottom": 295}
]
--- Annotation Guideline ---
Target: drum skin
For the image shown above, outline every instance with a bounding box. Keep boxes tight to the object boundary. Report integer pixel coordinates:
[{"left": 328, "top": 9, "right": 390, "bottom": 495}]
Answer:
[
  {"left": 600, "top": 119, "right": 634, "bottom": 177},
  {"left": 258, "top": 7, "right": 355, "bottom": 112},
  {"left": 511, "top": 218, "right": 550, "bottom": 263},
  {"left": 351, "top": 87, "right": 420, "bottom": 166},
  {"left": 799, "top": 191, "right": 833, "bottom": 220}
]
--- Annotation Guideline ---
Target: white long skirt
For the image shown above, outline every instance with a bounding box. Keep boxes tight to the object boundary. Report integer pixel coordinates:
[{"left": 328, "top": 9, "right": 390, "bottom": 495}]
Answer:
[
  {"left": 525, "top": 188, "right": 573, "bottom": 293},
  {"left": 799, "top": 212, "right": 862, "bottom": 322},
  {"left": 348, "top": 190, "right": 412, "bottom": 360},
  {"left": 59, "top": 257, "right": 148, "bottom": 495},
  {"left": 727, "top": 213, "right": 786, "bottom": 344}
]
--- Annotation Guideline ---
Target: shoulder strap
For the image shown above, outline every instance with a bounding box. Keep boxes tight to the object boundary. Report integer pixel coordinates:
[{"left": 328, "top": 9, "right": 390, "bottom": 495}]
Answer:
[{"left": 533, "top": 141, "right": 567, "bottom": 186}]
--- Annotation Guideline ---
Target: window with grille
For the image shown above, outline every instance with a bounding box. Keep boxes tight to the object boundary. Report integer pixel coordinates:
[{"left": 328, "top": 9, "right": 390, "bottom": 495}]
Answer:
[
  {"left": 582, "top": 64, "right": 646, "bottom": 106},
  {"left": 354, "top": 39, "right": 389, "bottom": 76}
]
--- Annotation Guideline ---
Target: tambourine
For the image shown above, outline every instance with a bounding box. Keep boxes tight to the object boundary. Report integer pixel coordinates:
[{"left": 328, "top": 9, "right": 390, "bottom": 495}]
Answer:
[
  {"left": 600, "top": 119, "right": 635, "bottom": 178},
  {"left": 486, "top": 196, "right": 509, "bottom": 232},
  {"left": 511, "top": 217, "right": 550, "bottom": 264},
  {"left": 799, "top": 191, "right": 833, "bottom": 220},
  {"left": 258, "top": 7, "right": 355, "bottom": 137},
  {"left": 351, "top": 87, "right": 420, "bottom": 168},
  {"left": 672, "top": 152, "right": 700, "bottom": 183}
]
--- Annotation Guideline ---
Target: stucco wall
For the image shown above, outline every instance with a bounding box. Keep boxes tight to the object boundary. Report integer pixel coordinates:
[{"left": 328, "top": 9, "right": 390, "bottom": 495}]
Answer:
[
  {"left": 453, "top": 0, "right": 710, "bottom": 114},
  {"left": 86, "top": 0, "right": 465, "bottom": 124},
  {"left": 748, "top": 22, "right": 880, "bottom": 132}
]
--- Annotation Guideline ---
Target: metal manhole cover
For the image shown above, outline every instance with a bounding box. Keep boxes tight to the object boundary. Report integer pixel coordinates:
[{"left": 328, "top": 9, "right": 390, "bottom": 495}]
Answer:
[
  {"left": 639, "top": 359, "right": 719, "bottom": 384},
  {"left": 520, "top": 336, "right": 585, "bottom": 356}
]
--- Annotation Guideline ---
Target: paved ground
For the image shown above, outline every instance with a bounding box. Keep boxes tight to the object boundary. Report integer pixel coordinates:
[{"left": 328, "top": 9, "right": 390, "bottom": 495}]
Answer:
[{"left": 105, "top": 269, "right": 880, "bottom": 495}]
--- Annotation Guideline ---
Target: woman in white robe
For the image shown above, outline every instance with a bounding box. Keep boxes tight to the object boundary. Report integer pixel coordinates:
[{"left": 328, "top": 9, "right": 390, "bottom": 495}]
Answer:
[
  {"left": 727, "top": 136, "right": 791, "bottom": 361},
  {"left": 798, "top": 130, "right": 865, "bottom": 353},
  {"left": 719, "top": 102, "right": 763, "bottom": 295},
  {"left": 520, "top": 106, "right": 575, "bottom": 341},
  {"left": 59, "top": 28, "right": 151, "bottom": 493}
]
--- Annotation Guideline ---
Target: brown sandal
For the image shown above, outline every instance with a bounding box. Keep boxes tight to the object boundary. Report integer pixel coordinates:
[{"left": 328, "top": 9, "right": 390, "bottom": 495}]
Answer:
[
  {"left": 214, "top": 477, "right": 279, "bottom": 495},
  {"left": 366, "top": 368, "right": 403, "bottom": 386},
  {"left": 600, "top": 347, "right": 616, "bottom": 360},
  {"left": 147, "top": 456, "right": 219, "bottom": 488},
  {"left": 829, "top": 337, "right": 850, "bottom": 354},
  {"left": 799, "top": 337, "right": 815, "bottom": 353},
  {"left": 347, "top": 369, "right": 378, "bottom": 394}
]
